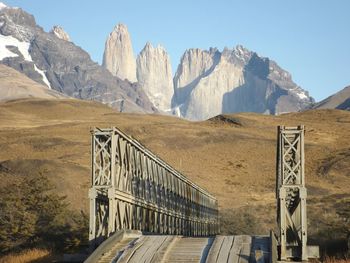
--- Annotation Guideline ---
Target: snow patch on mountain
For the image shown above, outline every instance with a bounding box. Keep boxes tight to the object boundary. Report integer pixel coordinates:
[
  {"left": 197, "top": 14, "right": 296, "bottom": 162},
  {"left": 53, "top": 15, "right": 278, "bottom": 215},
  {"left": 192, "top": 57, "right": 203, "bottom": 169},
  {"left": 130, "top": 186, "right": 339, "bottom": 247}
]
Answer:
[
  {"left": 289, "top": 87, "right": 308, "bottom": 100},
  {"left": 0, "top": 2, "right": 7, "bottom": 10},
  {"left": 0, "top": 34, "right": 52, "bottom": 89},
  {"left": 33, "top": 64, "right": 51, "bottom": 89},
  {"left": 0, "top": 2, "right": 18, "bottom": 10},
  {"left": 0, "top": 34, "right": 31, "bottom": 61},
  {"left": 296, "top": 91, "right": 307, "bottom": 100}
]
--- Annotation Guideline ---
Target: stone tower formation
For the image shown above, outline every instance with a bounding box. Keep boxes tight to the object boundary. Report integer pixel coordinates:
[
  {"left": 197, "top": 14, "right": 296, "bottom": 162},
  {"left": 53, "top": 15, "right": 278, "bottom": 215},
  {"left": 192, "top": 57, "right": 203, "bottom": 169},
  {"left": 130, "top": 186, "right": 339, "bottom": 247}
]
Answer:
[{"left": 102, "top": 23, "right": 314, "bottom": 120}]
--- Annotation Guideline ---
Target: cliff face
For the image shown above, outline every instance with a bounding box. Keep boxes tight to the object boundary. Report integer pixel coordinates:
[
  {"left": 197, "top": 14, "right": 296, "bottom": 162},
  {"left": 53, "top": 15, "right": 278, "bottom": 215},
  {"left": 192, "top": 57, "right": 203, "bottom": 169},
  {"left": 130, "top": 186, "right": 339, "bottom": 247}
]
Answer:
[
  {"left": 102, "top": 24, "right": 137, "bottom": 82},
  {"left": 173, "top": 46, "right": 313, "bottom": 120},
  {"left": 137, "top": 43, "right": 174, "bottom": 111},
  {"left": 173, "top": 48, "right": 220, "bottom": 107}
]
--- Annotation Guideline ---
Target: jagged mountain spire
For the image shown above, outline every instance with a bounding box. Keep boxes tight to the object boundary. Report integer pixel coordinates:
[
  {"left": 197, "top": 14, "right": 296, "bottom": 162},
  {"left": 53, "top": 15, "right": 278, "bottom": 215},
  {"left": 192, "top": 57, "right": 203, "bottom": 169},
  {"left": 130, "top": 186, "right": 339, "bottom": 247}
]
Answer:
[
  {"left": 136, "top": 42, "right": 174, "bottom": 111},
  {"left": 102, "top": 23, "right": 137, "bottom": 82}
]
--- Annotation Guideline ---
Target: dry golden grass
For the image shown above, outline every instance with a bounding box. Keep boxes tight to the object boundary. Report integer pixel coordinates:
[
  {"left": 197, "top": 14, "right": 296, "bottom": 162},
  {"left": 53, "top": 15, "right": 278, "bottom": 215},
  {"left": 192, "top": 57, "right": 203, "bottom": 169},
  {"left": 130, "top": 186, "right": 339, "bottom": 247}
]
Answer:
[
  {"left": 323, "top": 256, "right": 350, "bottom": 263},
  {"left": 0, "top": 248, "right": 53, "bottom": 263},
  {"left": 0, "top": 98, "right": 348, "bottom": 249}
]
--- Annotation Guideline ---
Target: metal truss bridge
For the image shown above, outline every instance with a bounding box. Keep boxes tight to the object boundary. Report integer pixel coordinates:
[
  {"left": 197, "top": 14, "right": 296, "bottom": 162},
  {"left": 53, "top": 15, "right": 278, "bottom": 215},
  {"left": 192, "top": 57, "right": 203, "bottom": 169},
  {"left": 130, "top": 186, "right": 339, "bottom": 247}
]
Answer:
[{"left": 85, "top": 126, "right": 319, "bottom": 263}]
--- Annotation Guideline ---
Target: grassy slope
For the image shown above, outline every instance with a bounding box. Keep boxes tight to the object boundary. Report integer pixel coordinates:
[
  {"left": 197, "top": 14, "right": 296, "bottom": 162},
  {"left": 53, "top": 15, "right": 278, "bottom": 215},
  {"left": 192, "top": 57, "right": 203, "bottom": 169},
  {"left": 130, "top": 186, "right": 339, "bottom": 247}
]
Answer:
[
  {"left": 0, "top": 98, "right": 349, "bottom": 241},
  {"left": 0, "top": 64, "right": 66, "bottom": 101}
]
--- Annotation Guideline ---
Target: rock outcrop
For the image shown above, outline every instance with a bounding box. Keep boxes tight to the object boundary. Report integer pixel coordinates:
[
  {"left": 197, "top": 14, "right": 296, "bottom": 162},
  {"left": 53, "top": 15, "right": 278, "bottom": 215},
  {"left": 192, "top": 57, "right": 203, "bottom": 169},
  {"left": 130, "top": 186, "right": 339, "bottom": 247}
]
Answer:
[
  {"left": 0, "top": 6, "right": 155, "bottom": 113},
  {"left": 50, "top": 25, "right": 71, "bottom": 41},
  {"left": 137, "top": 42, "right": 174, "bottom": 111},
  {"left": 173, "top": 45, "right": 314, "bottom": 120},
  {"left": 102, "top": 23, "right": 137, "bottom": 82}
]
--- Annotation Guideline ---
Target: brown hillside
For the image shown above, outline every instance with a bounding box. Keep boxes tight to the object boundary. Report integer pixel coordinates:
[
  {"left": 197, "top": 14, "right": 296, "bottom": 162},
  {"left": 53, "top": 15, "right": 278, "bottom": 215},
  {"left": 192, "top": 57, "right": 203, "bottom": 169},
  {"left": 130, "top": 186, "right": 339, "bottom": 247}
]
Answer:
[
  {"left": 313, "top": 85, "right": 350, "bottom": 110},
  {"left": 0, "top": 98, "right": 349, "bottom": 242},
  {"left": 0, "top": 64, "right": 67, "bottom": 101}
]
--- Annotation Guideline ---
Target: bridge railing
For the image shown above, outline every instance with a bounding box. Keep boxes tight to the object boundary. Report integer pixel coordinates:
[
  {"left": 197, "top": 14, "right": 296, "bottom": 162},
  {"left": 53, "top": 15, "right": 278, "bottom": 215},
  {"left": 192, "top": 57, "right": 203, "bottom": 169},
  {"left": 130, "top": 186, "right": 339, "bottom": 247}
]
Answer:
[{"left": 89, "top": 127, "right": 219, "bottom": 247}]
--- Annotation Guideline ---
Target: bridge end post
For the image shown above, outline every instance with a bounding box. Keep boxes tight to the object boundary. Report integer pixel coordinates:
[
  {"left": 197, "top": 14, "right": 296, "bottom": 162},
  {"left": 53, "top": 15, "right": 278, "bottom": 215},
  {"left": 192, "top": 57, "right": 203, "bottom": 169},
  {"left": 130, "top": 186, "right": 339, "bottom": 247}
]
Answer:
[{"left": 275, "top": 125, "right": 319, "bottom": 262}]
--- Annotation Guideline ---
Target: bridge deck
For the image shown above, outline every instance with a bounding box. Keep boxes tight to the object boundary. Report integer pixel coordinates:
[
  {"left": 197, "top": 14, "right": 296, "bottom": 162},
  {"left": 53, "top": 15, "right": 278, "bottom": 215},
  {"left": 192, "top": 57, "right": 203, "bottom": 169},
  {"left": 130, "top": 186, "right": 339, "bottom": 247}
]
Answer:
[{"left": 93, "top": 234, "right": 270, "bottom": 263}]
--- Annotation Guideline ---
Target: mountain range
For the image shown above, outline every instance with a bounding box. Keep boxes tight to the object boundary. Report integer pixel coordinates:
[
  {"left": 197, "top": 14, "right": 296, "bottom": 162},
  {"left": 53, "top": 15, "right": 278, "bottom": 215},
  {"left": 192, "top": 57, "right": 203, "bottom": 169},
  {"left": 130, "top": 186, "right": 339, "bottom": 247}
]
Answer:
[
  {"left": 0, "top": 3, "right": 155, "bottom": 113},
  {"left": 102, "top": 24, "right": 315, "bottom": 120},
  {"left": 0, "top": 2, "right": 348, "bottom": 120}
]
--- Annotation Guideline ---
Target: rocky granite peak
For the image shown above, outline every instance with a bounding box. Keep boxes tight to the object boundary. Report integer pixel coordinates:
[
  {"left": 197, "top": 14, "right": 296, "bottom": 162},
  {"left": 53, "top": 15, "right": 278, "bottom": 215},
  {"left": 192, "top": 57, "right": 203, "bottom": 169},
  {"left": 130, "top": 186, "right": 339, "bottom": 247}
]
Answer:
[
  {"left": 136, "top": 42, "right": 174, "bottom": 111},
  {"left": 102, "top": 23, "right": 137, "bottom": 82},
  {"left": 0, "top": 4, "right": 315, "bottom": 120},
  {"left": 50, "top": 25, "right": 71, "bottom": 41},
  {"left": 173, "top": 48, "right": 221, "bottom": 108},
  {"left": 172, "top": 46, "right": 314, "bottom": 120}
]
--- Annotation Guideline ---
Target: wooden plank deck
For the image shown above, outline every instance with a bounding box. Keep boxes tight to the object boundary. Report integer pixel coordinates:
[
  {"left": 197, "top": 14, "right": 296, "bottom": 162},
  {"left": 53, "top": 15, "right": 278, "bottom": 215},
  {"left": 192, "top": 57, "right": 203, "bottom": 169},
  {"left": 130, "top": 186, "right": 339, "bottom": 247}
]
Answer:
[
  {"left": 97, "top": 237, "right": 136, "bottom": 263},
  {"left": 163, "top": 237, "right": 211, "bottom": 263},
  {"left": 93, "top": 235, "right": 270, "bottom": 263}
]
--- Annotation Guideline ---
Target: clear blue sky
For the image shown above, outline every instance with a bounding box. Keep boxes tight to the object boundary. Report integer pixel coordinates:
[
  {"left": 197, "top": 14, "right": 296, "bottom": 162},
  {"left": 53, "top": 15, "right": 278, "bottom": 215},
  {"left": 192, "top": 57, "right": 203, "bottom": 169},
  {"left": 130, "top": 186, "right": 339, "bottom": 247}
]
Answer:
[{"left": 4, "top": 0, "right": 350, "bottom": 101}]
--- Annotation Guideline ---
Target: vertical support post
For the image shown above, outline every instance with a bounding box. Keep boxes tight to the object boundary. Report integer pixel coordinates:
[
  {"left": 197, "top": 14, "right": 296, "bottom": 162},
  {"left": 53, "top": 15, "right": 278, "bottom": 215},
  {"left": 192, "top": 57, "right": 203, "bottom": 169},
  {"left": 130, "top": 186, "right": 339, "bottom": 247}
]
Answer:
[
  {"left": 300, "top": 188, "right": 308, "bottom": 261},
  {"left": 88, "top": 188, "right": 97, "bottom": 248},
  {"left": 88, "top": 130, "right": 97, "bottom": 249},
  {"left": 108, "top": 130, "right": 116, "bottom": 236},
  {"left": 108, "top": 188, "right": 115, "bottom": 236},
  {"left": 279, "top": 188, "right": 287, "bottom": 260},
  {"left": 276, "top": 126, "right": 308, "bottom": 261}
]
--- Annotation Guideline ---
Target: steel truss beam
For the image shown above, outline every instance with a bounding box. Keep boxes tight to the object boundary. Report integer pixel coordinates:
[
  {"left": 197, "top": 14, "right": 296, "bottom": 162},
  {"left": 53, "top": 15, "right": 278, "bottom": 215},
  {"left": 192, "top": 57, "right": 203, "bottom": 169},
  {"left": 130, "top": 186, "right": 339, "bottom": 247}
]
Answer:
[
  {"left": 276, "top": 126, "right": 308, "bottom": 261},
  {"left": 89, "top": 127, "right": 219, "bottom": 247}
]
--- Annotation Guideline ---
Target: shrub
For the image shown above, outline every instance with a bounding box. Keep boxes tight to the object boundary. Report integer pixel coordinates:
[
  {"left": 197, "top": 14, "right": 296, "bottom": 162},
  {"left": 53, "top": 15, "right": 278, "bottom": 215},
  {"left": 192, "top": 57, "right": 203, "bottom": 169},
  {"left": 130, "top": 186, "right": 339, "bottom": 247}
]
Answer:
[{"left": 0, "top": 173, "right": 88, "bottom": 254}]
